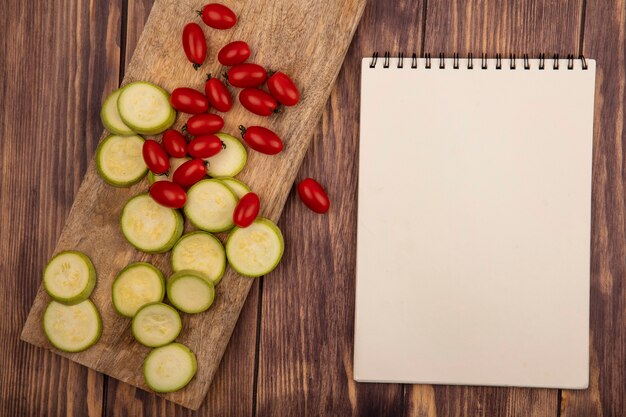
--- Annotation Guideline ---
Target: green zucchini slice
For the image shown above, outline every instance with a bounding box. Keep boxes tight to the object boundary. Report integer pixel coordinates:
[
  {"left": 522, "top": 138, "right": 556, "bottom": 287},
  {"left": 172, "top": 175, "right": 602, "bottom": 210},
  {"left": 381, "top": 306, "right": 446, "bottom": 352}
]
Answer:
[
  {"left": 226, "top": 218, "right": 284, "bottom": 277},
  {"left": 166, "top": 270, "right": 215, "bottom": 314},
  {"left": 43, "top": 251, "right": 96, "bottom": 305},
  {"left": 120, "top": 193, "right": 183, "bottom": 253},
  {"left": 43, "top": 300, "right": 102, "bottom": 352},
  {"left": 96, "top": 134, "right": 147, "bottom": 187},
  {"left": 143, "top": 343, "right": 197, "bottom": 392},
  {"left": 132, "top": 302, "right": 182, "bottom": 347},
  {"left": 101, "top": 88, "right": 134, "bottom": 135},
  {"left": 117, "top": 81, "right": 176, "bottom": 135},
  {"left": 204, "top": 133, "right": 247, "bottom": 177},
  {"left": 184, "top": 179, "right": 238, "bottom": 232},
  {"left": 218, "top": 177, "right": 250, "bottom": 199},
  {"left": 171, "top": 232, "right": 226, "bottom": 285},
  {"left": 112, "top": 262, "right": 165, "bottom": 318}
]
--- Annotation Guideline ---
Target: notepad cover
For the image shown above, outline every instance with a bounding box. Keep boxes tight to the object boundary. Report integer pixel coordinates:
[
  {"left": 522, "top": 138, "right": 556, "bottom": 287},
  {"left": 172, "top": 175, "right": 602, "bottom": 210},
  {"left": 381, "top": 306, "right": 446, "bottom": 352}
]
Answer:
[{"left": 354, "top": 57, "right": 596, "bottom": 388}]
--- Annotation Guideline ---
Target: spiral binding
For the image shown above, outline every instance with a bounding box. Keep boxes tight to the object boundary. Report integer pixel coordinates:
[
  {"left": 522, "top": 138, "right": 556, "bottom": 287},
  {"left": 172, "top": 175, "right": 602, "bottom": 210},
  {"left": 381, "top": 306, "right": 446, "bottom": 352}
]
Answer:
[{"left": 369, "top": 52, "right": 589, "bottom": 70}]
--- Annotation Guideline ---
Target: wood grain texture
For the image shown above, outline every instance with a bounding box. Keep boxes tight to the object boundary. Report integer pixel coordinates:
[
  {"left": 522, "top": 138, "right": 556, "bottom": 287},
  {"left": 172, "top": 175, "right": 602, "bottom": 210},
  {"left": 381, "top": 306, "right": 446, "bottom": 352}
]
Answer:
[
  {"left": 20, "top": 0, "right": 365, "bottom": 410},
  {"left": 124, "top": 0, "right": 153, "bottom": 67},
  {"left": 561, "top": 1, "right": 626, "bottom": 416},
  {"left": 0, "top": 0, "right": 122, "bottom": 415},
  {"left": 423, "top": 0, "right": 583, "bottom": 56},
  {"left": 255, "top": 1, "right": 424, "bottom": 416},
  {"left": 105, "top": 1, "right": 261, "bottom": 415},
  {"left": 4, "top": 0, "right": 626, "bottom": 415}
]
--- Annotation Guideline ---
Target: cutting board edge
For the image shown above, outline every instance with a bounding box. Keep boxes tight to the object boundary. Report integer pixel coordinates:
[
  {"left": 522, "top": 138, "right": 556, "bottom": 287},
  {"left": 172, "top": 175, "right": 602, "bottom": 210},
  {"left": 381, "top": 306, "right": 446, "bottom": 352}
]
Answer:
[
  {"left": 19, "top": 336, "right": 209, "bottom": 411},
  {"left": 19, "top": 272, "right": 256, "bottom": 410}
]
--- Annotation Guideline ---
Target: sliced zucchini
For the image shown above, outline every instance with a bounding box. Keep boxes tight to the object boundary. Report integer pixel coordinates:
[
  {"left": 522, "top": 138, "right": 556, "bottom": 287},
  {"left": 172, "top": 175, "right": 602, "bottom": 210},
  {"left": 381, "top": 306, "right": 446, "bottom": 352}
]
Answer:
[
  {"left": 96, "top": 135, "right": 147, "bottom": 187},
  {"left": 112, "top": 262, "right": 165, "bottom": 317},
  {"left": 166, "top": 270, "right": 215, "bottom": 314},
  {"left": 171, "top": 232, "right": 226, "bottom": 285},
  {"left": 143, "top": 343, "right": 197, "bottom": 392},
  {"left": 132, "top": 302, "right": 182, "bottom": 347},
  {"left": 218, "top": 177, "right": 250, "bottom": 199},
  {"left": 43, "top": 251, "right": 96, "bottom": 305},
  {"left": 43, "top": 300, "right": 102, "bottom": 352},
  {"left": 117, "top": 81, "right": 176, "bottom": 135},
  {"left": 226, "top": 218, "right": 284, "bottom": 277},
  {"left": 204, "top": 133, "right": 247, "bottom": 177},
  {"left": 148, "top": 173, "right": 165, "bottom": 184},
  {"left": 121, "top": 193, "right": 184, "bottom": 253},
  {"left": 148, "top": 157, "right": 191, "bottom": 184},
  {"left": 101, "top": 89, "right": 134, "bottom": 135},
  {"left": 184, "top": 179, "right": 238, "bottom": 232}
]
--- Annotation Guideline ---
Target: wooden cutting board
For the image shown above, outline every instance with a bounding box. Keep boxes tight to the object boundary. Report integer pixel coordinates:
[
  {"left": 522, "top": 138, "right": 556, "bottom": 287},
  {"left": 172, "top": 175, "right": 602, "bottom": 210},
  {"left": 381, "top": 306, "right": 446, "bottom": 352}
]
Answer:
[{"left": 20, "top": 0, "right": 364, "bottom": 410}]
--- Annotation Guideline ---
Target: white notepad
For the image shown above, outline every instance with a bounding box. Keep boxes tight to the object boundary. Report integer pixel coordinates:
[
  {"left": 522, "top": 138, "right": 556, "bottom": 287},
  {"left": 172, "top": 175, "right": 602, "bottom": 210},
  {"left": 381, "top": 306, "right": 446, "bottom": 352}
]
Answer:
[{"left": 355, "top": 55, "right": 596, "bottom": 388}]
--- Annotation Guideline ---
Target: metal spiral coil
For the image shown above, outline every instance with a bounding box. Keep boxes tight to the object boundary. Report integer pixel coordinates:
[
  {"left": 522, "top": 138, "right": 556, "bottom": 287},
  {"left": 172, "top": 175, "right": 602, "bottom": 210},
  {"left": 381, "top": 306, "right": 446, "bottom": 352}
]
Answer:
[{"left": 368, "top": 52, "right": 589, "bottom": 70}]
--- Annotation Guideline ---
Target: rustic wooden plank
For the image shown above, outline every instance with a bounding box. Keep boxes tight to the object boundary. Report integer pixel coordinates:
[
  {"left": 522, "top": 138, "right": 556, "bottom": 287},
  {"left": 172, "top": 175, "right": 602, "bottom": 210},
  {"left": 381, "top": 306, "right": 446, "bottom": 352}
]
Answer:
[
  {"left": 0, "top": 0, "right": 122, "bottom": 415},
  {"left": 423, "top": 0, "right": 583, "bottom": 57},
  {"left": 105, "top": 1, "right": 261, "bottom": 415},
  {"left": 124, "top": 0, "right": 152, "bottom": 66},
  {"left": 405, "top": 1, "right": 584, "bottom": 416},
  {"left": 254, "top": 1, "right": 424, "bottom": 416},
  {"left": 406, "top": 386, "right": 558, "bottom": 417},
  {"left": 561, "top": 1, "right": 626, "bottom": 416},
  {"left": 20, "top": 0, "right": 365, "bottom": 410}
]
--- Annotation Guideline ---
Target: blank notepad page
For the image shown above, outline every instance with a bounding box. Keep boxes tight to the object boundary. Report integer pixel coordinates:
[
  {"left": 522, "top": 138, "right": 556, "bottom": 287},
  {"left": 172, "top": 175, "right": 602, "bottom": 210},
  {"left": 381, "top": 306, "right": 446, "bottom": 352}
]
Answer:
[{"left": 354, "top": 57, "right": 596, "bottom": 388}]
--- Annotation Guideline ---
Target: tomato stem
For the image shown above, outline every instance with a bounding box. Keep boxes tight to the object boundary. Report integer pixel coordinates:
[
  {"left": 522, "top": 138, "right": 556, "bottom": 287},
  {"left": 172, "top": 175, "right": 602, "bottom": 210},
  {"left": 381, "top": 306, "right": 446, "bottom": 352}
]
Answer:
[
  {"left": 192, "top": 63, "right": 201, "bottom": 71},
  {"left": 238, "top": 125, "right": 247, "bottom": 137},
  {"left": 195, "top": 9, "right": 203, "bottom": 16},
  {"left": 206, "top": 73, "right": 213, "bottom": 81},
  {"left": 267, "top": 69, "right": 276, "bottom": 77},
  {"left": 182, "top": 124, "right": 187, "bottom": 133},
  {"left": 221, "top": 140, "right": 227, "bottom": 149}
]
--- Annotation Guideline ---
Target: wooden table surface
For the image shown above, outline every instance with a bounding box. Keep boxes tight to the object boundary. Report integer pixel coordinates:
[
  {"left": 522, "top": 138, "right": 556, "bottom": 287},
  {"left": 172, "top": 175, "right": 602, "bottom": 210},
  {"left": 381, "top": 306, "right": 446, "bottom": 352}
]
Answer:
[{"left": 1, "top": 0, "right": 624, "bottom": 416}]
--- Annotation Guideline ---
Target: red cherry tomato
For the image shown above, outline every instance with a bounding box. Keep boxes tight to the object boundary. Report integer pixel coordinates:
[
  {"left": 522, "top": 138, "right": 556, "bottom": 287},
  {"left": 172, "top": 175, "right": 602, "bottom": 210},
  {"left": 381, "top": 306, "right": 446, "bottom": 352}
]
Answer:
[
  {"left": 227, "top": 64, "right": 267, "bottom": 88},
  {"left": 238, "top": 125, "right": 283, "bottom": 155},
  {"left": 218, "top": 41, "right": 250, "bottom": 66},
  {"left": 188, "top": 135, "right": 223, "bottom": 158},
  {"left": 161, "top": 129, "right": 187, "bottom": 158},
  {"left": 297, "top": 178, "right": 330, "bottom": 214},
  {"left": 150, "top": 181, "right": 187, "bottom": 209},
  {"left": 182, "top": 23, "right": 207, "bottom": 70},
  {"left": 204, "top": 75, "right": 232, "bottom": 112},
  {"left": 142, "top": 140, "right": 170, "bottom": 174},
  {"left": 233, "top": 192, "right": 260, "bottom": 228},
  {"left": 186, "top": 113, "right": 224, "bottom": 135},
  {"left": 172, "top": 158, "right": 206, "bottom": 189},
  {"left": 198, "top": 3, "right": 237, "bottom": 29},
  {"left": 239, "top": 88, "right": 278, "bottom": 116},
  {"left": 268, "top": 72, "right": 300, "bottom": 106},
  {"left": 170, "top": 87, "right": 209, "bottom": 114}
]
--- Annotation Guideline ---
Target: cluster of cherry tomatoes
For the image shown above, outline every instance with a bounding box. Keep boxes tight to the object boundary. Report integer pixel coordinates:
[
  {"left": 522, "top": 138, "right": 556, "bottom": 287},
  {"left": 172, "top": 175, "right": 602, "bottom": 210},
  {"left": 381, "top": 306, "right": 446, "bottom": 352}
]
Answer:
[
  {"left": 143, "top": 131, "right": 216, "bottom": 209},
  {"left": 178, "top": 5, "right": 299, "bottom": 154},
  {"left": 146, "top": 2, "right": 329, "bottom": 221}
]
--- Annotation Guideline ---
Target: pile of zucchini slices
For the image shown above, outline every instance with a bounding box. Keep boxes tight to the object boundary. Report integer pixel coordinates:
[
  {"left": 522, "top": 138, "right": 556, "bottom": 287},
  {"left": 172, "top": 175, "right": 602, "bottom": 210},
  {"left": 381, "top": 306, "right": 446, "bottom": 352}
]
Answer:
[{"left": 41, "top": 81, "right": 284, "bottom": 393}]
